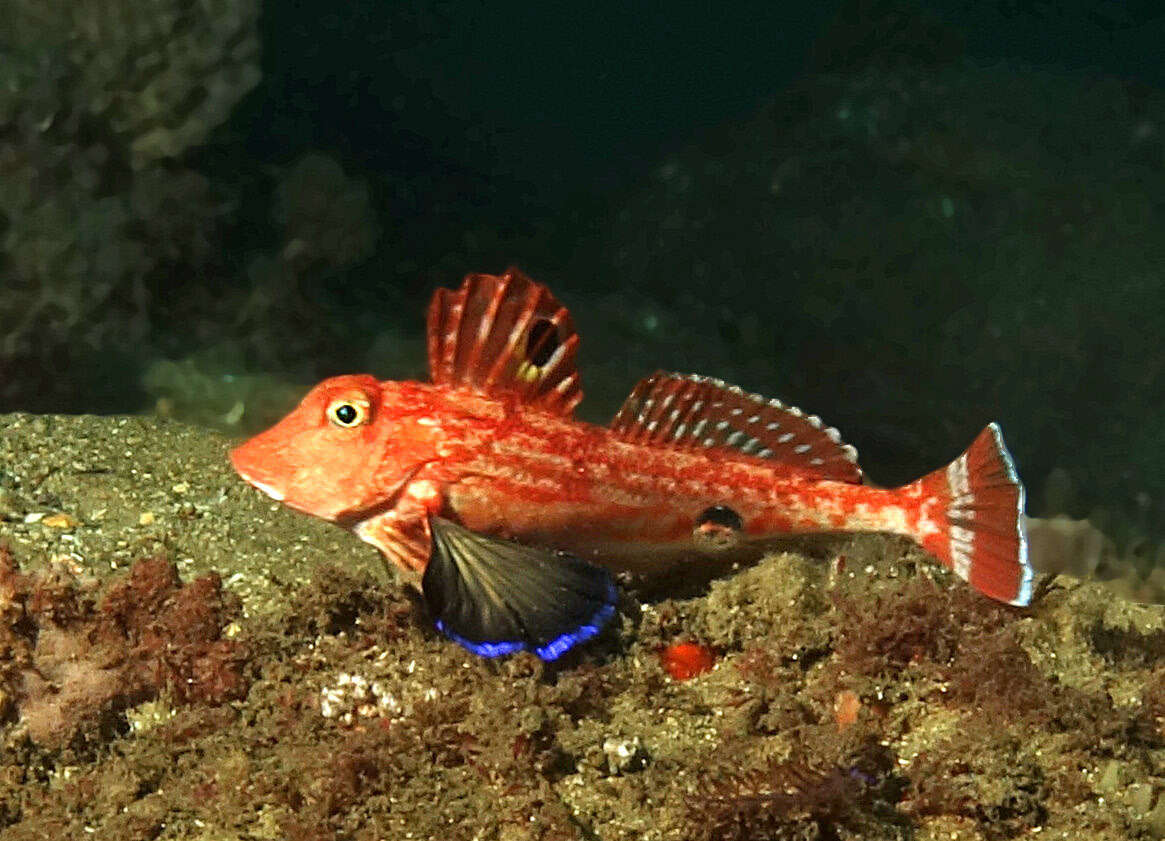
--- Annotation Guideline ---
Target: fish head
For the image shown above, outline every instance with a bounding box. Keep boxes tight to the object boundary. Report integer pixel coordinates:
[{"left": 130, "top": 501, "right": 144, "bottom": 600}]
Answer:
[{"left": 230, "top": 374, "right": 435, "bottom": 522}]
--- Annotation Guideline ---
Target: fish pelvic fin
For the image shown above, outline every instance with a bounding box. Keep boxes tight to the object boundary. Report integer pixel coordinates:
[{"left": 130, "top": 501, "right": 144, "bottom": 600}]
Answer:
[{"left": 912, "top": 423, "right": 1034, "bottom": 607}]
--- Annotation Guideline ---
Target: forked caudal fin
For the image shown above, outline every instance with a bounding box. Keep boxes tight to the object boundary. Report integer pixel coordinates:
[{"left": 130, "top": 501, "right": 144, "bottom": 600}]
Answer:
[{"left": 912, "top": 423, "right": 1034, "bottom": 606}]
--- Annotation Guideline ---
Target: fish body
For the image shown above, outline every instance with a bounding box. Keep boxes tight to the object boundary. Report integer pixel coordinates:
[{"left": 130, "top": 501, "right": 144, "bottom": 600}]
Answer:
[{"left": 231, "top": 269, "right": 1033, "bottom": 660}]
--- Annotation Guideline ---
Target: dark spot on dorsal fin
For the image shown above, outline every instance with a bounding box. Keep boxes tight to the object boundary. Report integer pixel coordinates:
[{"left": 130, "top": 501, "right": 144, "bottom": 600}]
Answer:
[{"left": 526, "top": 317, "right": 559, "bottom": 367}]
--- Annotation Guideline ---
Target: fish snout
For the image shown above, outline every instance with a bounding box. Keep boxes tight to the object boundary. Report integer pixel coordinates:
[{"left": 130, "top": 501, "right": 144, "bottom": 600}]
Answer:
[{"left": 229, "top": 439, "right": 287, "bottom": 502}]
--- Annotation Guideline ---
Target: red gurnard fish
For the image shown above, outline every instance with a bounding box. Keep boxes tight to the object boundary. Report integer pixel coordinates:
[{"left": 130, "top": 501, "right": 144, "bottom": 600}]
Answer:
[{"left": 231, "top": 268, "right": 1033, "bottom": 660}]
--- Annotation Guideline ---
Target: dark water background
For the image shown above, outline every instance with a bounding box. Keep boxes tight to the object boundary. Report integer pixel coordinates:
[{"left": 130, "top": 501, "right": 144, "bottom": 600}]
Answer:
[{"left": 2, "top": 0, "right": 1163, "bottom": 556}]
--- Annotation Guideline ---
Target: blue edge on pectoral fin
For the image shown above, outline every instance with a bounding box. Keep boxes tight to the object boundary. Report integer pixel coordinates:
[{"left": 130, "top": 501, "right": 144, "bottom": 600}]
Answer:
[{"left": 422, "top": 516, "right": 618, "bottom": 662}]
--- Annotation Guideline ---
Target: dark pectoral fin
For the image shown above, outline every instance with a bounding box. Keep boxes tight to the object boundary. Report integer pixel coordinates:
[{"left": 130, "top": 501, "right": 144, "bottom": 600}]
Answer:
[{"left": 422, "top": 517, "right": 617, "bottom": 661}]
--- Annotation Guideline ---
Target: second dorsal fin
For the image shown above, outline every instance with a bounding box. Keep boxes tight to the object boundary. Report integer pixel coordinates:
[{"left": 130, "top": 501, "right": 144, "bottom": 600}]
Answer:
[
  {"left": 426, "top": 268, "right": 583, "bottom": 415},
  {"left": 610, "top": 372, "right": 862, "bottom": 483}
]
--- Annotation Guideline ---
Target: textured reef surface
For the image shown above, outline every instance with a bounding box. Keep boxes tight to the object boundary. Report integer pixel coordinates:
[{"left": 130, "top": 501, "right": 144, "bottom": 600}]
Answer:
[{"left": 1, "top": 412, "right": 1164, "bottom": 840}]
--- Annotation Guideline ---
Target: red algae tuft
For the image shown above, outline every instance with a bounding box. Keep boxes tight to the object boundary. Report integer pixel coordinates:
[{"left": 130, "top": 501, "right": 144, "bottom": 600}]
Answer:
[
  {"left": 100, "top": 556, "right": 248, "bottom": 705},
  {"left": 0, "top": 546, "right": 248, "bottom": 748},
  {"left": 686, "top": 747, "right": 903, "bottom": 841}
]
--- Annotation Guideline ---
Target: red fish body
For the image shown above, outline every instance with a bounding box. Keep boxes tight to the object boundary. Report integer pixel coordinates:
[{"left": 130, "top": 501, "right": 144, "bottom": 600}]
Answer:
[{"left": 231, "top": 269, "right": 1033, "bottom": 660}]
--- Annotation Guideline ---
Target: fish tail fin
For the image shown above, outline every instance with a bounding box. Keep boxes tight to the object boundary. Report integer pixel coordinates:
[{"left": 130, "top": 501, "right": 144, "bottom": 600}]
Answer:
[{"left": 911, "top": 423, "right": 1034, "bottom": 606}]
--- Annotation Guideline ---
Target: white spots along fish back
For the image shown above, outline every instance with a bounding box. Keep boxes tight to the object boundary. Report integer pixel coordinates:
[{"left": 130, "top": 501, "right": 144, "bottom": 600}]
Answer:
[{"left": 609, "top": 372, "right": 862, "bottom": 483}]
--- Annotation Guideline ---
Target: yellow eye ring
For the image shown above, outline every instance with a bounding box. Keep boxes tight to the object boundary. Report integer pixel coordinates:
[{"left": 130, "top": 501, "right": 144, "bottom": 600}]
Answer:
[{"left": 326, "top": 398, "right": 370, "bottom": 428}]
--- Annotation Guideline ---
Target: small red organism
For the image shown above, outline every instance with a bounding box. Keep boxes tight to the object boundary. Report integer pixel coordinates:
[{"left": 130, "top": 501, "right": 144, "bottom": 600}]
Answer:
[
  {"left": 834, "top": 689, "right": 861, "bottom": 730},
  {"left": 660, "top": 641, "right": 716, "bottom": 680}
]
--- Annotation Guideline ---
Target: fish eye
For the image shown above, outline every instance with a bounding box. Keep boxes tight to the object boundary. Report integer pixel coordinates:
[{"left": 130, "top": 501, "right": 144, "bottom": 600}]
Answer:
[{"left": 326, "top": 398, "right": 370, "bottom": 428}]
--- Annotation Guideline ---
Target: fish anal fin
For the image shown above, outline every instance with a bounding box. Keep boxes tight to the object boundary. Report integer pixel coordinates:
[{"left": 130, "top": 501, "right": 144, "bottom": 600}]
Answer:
[
  {"left": 422, "top": 517, "right": 617, "bottom": 661},
  {"left": 610, "top": 372, "right": 862, "bottom": 483},
  {"left": 426, "top": 268, "right": 583, "bottom": 416}
]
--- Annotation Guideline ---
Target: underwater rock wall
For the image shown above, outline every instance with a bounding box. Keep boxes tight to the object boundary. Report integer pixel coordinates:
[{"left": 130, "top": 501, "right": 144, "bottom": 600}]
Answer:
[
  {"left": 0, "top": 0, "right": 260, "bottom": 411},
  {"left": 2, "top": 0, "right": 261, "bottom": 168}
]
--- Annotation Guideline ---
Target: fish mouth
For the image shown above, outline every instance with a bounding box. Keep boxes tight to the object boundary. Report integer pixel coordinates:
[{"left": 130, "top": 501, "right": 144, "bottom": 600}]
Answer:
[
  {"left": 230, "top": 444, "right": 287, "bottom": 501},
  {"left": 240, "top": 475, "right": 286, "bottom": 502}
]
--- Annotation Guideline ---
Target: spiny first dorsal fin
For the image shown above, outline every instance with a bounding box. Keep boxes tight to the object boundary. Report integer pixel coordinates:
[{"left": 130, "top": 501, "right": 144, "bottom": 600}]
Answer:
[
  {"left": 610, "top": 372, "right": 862, "bottom": 483},
  {"left": 427, "top": 268, "right": 583, "bottom": 415}
]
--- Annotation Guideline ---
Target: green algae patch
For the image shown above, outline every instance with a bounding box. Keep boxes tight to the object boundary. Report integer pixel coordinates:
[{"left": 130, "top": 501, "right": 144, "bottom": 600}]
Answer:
[{"left": 1, "top": 413, "right": 1164, "bottom": 840}]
